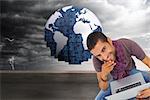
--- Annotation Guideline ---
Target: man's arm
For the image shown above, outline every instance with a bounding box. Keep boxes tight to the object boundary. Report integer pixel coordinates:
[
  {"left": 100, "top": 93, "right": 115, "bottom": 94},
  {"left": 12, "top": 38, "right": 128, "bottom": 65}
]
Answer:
[
  {"left": 96, "top": 61, "right": 116, "bottom": 91},
  {"left": 142, "top": 56, "right": 150, "bottom": 68},
  {"left": 96, "top": 72, "right": 108, "bottom": 90},
  {"left": 136, "top": 55, "right": 150, "bottom": 99}
]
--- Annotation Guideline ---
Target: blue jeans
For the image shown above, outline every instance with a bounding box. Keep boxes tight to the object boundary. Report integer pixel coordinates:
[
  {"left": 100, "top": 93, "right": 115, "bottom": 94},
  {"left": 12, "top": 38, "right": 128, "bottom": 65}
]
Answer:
[{"left": 95, "top": 68, "right": 150, "bottom": 100}]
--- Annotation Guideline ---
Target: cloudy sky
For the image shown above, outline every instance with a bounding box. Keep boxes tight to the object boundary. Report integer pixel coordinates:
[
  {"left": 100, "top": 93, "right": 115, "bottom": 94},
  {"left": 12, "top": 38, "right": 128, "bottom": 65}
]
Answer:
[{"left": 0, "top": 0, "right": 150, "bottom": 71}]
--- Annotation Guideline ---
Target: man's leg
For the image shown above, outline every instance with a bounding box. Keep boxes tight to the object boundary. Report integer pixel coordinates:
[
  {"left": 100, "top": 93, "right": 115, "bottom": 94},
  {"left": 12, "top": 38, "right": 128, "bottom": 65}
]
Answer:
[
  {"left": 95, "top": 74, "right": 113, "bottom": 100},
  {"left": 95, "top": 87, "right": 111, "bottom": 100},
  {"left": 129, "top": 68, "right": 150, "bottom": 83}
]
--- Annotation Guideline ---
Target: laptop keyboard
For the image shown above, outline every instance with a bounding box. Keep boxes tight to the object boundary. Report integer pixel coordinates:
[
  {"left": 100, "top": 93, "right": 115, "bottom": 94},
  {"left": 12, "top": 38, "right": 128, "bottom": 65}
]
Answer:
[{"left": 116, "top": 82, "right": 141, "bottom": 93}]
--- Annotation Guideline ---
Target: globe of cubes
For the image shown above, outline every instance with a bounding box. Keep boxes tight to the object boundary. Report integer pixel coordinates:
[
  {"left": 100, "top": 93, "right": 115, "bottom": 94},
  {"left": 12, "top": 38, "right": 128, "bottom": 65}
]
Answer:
[{"left": 44, "top": 6, "right": 103, "bottom": 64}]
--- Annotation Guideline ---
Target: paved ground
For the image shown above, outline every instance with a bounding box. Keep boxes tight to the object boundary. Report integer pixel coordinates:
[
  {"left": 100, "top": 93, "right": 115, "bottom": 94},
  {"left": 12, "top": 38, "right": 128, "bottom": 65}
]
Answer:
[{"left": 1, "top": 73, "right": 99, "bottom": 100}]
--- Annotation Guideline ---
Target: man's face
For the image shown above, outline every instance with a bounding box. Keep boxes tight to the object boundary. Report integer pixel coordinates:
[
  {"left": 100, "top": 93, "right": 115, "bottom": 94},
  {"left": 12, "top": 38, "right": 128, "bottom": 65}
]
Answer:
[{"left": 91, "top": 39, "right": 116, "bottom": 62}]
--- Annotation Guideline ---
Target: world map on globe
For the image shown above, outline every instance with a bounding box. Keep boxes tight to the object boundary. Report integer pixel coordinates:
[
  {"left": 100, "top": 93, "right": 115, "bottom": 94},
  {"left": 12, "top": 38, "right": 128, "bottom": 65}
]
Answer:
[{"left": 45, "top": 6, "right": 102, "bottom": 64}]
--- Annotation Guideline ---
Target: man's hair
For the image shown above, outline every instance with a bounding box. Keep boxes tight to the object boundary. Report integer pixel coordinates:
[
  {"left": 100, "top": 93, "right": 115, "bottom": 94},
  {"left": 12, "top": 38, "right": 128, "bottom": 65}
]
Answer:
[{"left": 86, "top": 32, "right": 108, "bottom": 51}]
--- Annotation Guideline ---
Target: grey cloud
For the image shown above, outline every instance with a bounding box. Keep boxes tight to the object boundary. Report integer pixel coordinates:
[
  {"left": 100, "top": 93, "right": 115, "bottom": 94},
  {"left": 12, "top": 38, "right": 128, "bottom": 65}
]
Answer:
[
  {"left": 73, "top": 0, "right": 150, "bottom": 40},
  {"left": 145, "top": 0, "right": 150, "bottom": 6}
]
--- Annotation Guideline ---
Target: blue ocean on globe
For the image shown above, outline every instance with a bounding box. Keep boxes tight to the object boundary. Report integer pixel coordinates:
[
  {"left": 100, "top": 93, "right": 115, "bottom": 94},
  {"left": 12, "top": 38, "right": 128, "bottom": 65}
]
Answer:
[{"left": 45, "top": 6, "right": 102, "bottom": 64}]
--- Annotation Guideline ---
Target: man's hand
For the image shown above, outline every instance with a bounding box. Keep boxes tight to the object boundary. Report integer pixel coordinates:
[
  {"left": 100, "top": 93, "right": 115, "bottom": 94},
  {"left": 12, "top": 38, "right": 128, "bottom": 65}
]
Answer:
[
  {"left": 101, "top": 60, "right": 116, "bottom": 80},
  {"left": 142, "top": 56, "right": 150, "bottom": 69},
  {"left": 136, "top": 88, "right": 150, "bottom": 99}
]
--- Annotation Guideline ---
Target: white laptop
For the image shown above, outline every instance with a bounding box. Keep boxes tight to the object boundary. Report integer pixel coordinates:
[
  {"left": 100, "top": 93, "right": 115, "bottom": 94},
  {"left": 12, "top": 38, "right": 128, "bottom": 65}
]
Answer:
[{"left": 105, "top": 72, "right": 150, "bottom": 100}]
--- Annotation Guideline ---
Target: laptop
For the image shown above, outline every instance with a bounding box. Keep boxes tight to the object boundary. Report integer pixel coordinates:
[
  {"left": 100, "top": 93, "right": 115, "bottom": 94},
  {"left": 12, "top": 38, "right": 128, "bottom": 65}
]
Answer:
[{"left": 105, "top": 72, "right": 150, "bottom": 100}]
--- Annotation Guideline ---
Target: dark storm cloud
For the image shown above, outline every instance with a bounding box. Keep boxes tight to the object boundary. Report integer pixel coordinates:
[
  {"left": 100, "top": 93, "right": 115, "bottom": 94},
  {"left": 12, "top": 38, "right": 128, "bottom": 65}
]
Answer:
[
  {"left": 0, "top": 0, "right": 80, "bottom": 36},
  {"left": 0, "top": 0, "right": 82, "bottom": 42},
  {"left": 0, "top": 0, "right": 79, "bottom": 69},
  {"left": 1, "top": 0, "right": 42, "bottom": 19},
  {"left": 0, "top": 0, "right": 90, "bottom": 41},
  {"left": 1, "top": 0, "right": 47, "bottom": 40},
  {"left": 27, "top": 0, "right": 82, "bottom": 19}
]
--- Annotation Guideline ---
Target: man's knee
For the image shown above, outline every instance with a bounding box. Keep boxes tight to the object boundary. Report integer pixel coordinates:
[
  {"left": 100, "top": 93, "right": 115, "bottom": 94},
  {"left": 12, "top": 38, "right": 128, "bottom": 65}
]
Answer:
[
  {"left": 141, "top": 71, "right": 150, "bottom": 83},
  {"left": 95, "top": 88, "right": 111, "bottom": 100}
]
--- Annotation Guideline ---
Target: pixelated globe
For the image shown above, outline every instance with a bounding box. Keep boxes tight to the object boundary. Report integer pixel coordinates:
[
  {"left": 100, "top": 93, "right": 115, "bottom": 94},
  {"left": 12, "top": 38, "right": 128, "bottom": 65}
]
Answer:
[{"left": 45, "top": 5, "right": 103, "bottom": 64}]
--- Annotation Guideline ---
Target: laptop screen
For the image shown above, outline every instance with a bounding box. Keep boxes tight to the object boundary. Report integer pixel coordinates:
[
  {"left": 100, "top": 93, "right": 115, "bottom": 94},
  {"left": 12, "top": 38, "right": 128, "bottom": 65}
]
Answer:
[{"left": 110, "top": 72, "right": 145, "bottom": 94}]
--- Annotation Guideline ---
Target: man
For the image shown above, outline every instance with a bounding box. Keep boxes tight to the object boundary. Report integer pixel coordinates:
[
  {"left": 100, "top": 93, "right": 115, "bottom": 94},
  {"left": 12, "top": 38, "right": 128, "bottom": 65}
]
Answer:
[{"left": 86, "top": 32, "right": 150, "bottom": 100}]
